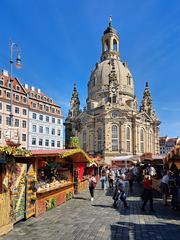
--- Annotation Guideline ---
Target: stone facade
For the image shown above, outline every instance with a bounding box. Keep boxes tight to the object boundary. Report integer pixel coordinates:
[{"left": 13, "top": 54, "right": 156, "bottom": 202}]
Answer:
[{"left": 65, "top": 19, "right": 160, "bottom": 164}]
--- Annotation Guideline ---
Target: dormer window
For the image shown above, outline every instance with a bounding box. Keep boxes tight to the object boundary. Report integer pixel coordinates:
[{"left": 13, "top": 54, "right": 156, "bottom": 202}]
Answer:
[
  {"left": 127, "top": 74, "right": 131, "bottom": 85},
  {"left": 16, "top": 85, "right": 20, "bottom": 91}
]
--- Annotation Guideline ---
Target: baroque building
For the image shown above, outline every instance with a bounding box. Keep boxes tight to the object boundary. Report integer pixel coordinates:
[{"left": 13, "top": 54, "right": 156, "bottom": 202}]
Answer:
[
  {"left": 0, "top": 69, "right": 63, "bottom": 150},
  {"left": 65, "top": 18, "right": 160, "bottom": 164}
]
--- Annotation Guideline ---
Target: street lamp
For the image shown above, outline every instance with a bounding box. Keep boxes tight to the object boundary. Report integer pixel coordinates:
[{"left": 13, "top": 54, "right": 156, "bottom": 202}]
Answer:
[
  {"left": 9, "top": 42, "right": 22, "bottom": 127},
  {"left": 4, "top": 42, "right": 22, "bottom": 146}
]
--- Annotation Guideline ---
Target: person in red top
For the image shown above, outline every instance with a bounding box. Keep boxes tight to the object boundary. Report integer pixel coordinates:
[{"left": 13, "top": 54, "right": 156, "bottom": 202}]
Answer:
[{"left": 141, "top": 175, "right": 155, "bottom": 212}]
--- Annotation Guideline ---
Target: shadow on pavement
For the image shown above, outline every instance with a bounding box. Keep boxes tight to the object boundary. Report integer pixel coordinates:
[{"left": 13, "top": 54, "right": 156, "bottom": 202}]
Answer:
[
  {"left": 91, "top": 204, "right": 113, "bottom": 208},
  {"left": 110, "top": 221, "right": 180, "bottom": 240},
  {"left": 72, "top": 196, "right": 89, "bottom": 200}
]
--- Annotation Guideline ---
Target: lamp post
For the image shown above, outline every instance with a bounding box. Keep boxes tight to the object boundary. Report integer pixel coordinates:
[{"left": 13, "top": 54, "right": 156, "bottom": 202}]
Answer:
[
  {"left": 4, "top": 42, "right": 22, "bottom": 146},
  {"left": 9, "top": 42, "right": 22, "bottom": 127}
]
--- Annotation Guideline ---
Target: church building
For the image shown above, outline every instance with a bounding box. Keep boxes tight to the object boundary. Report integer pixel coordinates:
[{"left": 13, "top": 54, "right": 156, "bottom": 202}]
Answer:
[{"left": 65, "top": 18, "right": 160, "bottom": 164}]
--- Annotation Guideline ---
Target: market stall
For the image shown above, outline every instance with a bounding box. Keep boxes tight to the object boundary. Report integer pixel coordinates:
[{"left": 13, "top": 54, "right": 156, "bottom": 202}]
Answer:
[
  {"left": 30, "top": 149, "right": 92, "bottom": 216},
  {"left": 0, "top": 146, "right": 32, "bottom": 236},
  {"left": 140, "top": 153, "right": 164, "bottom": 192},
  {"left": 164, "top": 146, "right": 180, "bottom": 170}
]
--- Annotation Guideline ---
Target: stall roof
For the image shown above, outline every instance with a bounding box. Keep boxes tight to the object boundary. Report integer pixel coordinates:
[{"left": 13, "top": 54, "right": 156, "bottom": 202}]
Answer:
[
  {"left": 31, "top": 148, "right": 92, "bottom": 163},
  {"left": 164, "top": 146, "right": 180, "bottom": 162},
  {"left": 111, "top": 155, "right": 140, "bottom": 163}
]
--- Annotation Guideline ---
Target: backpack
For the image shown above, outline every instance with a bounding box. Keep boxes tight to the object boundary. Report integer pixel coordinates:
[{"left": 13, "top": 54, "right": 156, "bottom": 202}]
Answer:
[{"left": 89, "top": 180, "right": 95, "bottom": 188}]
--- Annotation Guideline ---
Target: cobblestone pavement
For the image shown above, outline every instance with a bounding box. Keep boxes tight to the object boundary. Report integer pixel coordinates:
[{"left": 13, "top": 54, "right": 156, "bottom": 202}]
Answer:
[{"left": 1, "top": 183, "right": 180, "bottom": 240}]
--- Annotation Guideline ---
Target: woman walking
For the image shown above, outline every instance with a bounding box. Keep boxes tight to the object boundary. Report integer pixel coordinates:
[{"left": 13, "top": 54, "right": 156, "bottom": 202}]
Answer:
[
  {"left": 141, "top": 174, "right": 155, "bottom": 212},
  {"left": 89, "top": 174, "right": 97, "bottom": 201}
]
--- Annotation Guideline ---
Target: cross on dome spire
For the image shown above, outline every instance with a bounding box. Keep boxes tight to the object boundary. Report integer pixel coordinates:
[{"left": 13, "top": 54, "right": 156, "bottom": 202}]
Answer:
[{"left": 109, "top": 15, "right": 112, "bottom": 27}]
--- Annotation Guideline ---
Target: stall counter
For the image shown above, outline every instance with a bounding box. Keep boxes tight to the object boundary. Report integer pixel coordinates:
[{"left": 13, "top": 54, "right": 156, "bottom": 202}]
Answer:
[{"left": 36, "top": 183, "right": 74, "bottom": 217}]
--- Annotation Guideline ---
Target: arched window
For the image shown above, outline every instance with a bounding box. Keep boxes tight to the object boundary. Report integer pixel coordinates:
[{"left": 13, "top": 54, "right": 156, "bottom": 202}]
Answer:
[
  {"left": 140, "top": 129, "right": 144, "bottom": 153},
  {"left": 126, "top": 127, "right": 131, "bottom": 152},
  {"left": 113, "top": 39, "right": 117, "bottom": 51},
  {"left": 83, "top": 130, "right": 87, "bottom": 151},
  {"left": 112, "top": 125, "right": 118, "bottom": 151},
  {"left": 97, "top": 128, "right": 102, "bottom": 152},
  {"left": 105, "top": 39, "right": 110, "bottom": 51}
]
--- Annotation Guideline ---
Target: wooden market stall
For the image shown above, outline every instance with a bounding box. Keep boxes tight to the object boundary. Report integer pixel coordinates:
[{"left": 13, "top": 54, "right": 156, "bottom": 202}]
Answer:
[
  {"left": 0, "top": 146, "right": 32, "bottom": 236},
  {"left": 140, "top": 153, "right": 164, "bottom": 192},
  {"left": 164, "top": 145, "right": 180, "bottom": 170},
  {"left": 29, "top": 148, "right": 92, "bottom": 216}
]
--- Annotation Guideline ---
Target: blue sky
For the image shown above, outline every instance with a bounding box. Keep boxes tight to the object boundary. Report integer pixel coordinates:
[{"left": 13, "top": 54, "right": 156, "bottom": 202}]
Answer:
[{"left": 0, "top": 0, "right": 179, "bottom": 137}]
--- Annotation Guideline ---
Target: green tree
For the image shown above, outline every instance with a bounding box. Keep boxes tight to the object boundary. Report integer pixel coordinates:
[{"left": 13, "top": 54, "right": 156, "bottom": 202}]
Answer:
[{"left": 68, "top": 136, "right": 80, "bottom": 149}]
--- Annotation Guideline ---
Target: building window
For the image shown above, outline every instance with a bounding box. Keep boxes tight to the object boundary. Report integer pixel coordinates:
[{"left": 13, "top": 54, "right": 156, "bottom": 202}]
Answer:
[
  {"left": 46, "top": 116, "right": 49, "bottom": 122},
  {"left": 39, "top": 104, "right": 43, "bottom": 110},
  {"left": 97, "top": 128, "right": 102, "bottom": 152},
  {"left": 22, "top": 109, "right": 27, "bottom": 115},
  {"left": 39, "top": 139, "right": 43, "bottom": 146},
  {"left": 32, "top": 103, "right": 36, "bottom": 109},
  {"left": 57, "top": 141, "right": 60, "bottom": 148},
  {"left": 15, "top": 119, "right": 19, "bottom": 127},
  {"left": 46, "top": 127, "right": 49, "bottom": 134},
  {"left": 0, "top": 102, "right": 2, "bottom": 110},
  {"left": 112, "top": 95, "right": 116, "bottom": 103},
  {"left": 126, "top": 127, "right": 131, "bottom": 152},
  {"left": 127, "top": 74, "right": 131, "bottom": 85},
  {"left": 22, "top": 134, "right": 26, "bottom": 142},
  {"left": 23, "top": 97, "right": 27, "bottom": 103},
  {"left": 0, "top": 115, "right": 2, "bottom": 124},
  {"left": 57, "top": 119, "right": 61, "bottom": 124},
  {"left": 6, "top": 104, "right": 11, "bottom": 112},
  {"left": 52, "top": 117, "right": 55, "bottom": 123},
  {"left": 57, "top": 129, "right": 61, "bottom": 136},
  {"left": 6, "top": 91, "right": 10, "bottom": 98},
  {"left": 112, "top": 125, "right": 118, "bottom": 151},
  {"left": 83, "top": 130, "right": 86, "bottom": 151},
  {"left": 16, "top": 85, "right": 20, "bottom": 91},
  {"left": 15, "top": 107, "right": 19, "bottom": 114},
  {"left": 32, "top": 138, "right": 36, "bottom": 145},
  {"left": 6, "top": 117, "right": 11, "bottom": 126},
  {"left": 52, "top": 128, "right": 55, "bottom": 135},
  {"left": 39, "top": 114, "right": 43, "bottom": 121},
  {"left": 51, "top": 108, "right": 55, "bottom": 113},
  {"left": 51, "top": 140, "right": 55, "bottom": 147},
  {"left": 32, "top": 113, "right": 36, "bottom": 119},
  {"left": 39, "top": 126, "right": 43, "bottom": 133},
  {"left": 45, "top": 139, "right": 49, "bottom": 146},
  {"left": 140, "top": 128, "right": 144, "bottom": 153},
  {"left": 0, "top": 80, "right": 3, "bottom": 86},
  {"left": 15, "top": 95, "right": 19, "bottom": 101},
  {"left": 0, "top": 130, "right": 1, "bottom": 139},
  {"left": 32, "top": 125, "right": 36, "bottom": 132},
  {"left": 45, "top": 106, "right": 49, "bottom": 112},
  {"left": 22, "top": 120, "right": 26, "bottom": 128},
  {"left": 113, "top": 39, "right": 117, "bottom": 51}
]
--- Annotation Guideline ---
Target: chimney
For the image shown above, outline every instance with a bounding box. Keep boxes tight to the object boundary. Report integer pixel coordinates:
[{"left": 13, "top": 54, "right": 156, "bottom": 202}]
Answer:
[
  {"left": 37, "top": 88, "right": 41, "bottom": 93},
  {"left": 2, "top": 69, "right": 8, "bottom": 76},
  {"left": 31, "top": 86, "right": 35, "bottom": 91},
  {"left": 24, "top": 83, "right": 28, "bottom": 89}
]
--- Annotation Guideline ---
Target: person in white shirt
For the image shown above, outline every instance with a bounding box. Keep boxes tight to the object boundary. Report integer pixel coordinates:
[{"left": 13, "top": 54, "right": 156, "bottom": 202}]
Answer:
[{"left": 160, "top": 171, "right": 170, "bottom": 206}]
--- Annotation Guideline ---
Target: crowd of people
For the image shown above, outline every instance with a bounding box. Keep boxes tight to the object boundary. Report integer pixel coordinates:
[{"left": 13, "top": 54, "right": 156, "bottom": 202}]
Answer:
[{"left": 88, "top": 163, "right": 180, "bottom": 212}]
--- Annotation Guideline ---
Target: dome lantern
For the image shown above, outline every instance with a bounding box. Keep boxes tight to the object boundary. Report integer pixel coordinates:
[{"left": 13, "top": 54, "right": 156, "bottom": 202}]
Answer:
[{"left": 101, "top": 16, "right": 120, "bottom": 62}]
